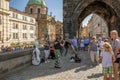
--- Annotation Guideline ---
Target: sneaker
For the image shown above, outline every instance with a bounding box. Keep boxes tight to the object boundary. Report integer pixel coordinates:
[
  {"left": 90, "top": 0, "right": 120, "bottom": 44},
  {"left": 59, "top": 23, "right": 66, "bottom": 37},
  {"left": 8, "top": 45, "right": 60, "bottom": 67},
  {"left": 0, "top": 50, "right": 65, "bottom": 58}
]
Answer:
[
  {"left": 90, "top": 65, "right": 93, "bottom": 68},
  {"left": 54, "top": 66, "right": 61, "bottom": 69},
  {"left": 45, "top": 61, "right": 47, "bottom": 63},
  {"left": 70, "top": 59, "right": 75, "bottom": 62},
  {"left": 47, "top": 61, "right": 50, "bottom": 63}
]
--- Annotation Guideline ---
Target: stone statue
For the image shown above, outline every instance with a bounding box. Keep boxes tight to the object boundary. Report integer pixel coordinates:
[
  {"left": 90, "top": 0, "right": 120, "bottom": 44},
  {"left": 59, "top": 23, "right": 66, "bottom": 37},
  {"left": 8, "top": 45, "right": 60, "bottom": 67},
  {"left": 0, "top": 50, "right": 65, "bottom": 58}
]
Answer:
[{"left": 32, "top": 40, "right": 41, "bottom": 65}]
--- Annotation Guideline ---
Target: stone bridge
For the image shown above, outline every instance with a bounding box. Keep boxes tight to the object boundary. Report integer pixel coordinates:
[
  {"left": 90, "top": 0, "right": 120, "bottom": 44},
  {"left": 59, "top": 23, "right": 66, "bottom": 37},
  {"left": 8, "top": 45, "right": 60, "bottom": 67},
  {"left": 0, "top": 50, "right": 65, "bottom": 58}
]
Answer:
[
  {"left": 0, "top": 49, "right": 105, "bottom": 80},
  {"left": 0, "top": 48, "right": 44, "bottom": 78},
  {"left": 63, "top": 0, "right": 120, "bottom": 38}
]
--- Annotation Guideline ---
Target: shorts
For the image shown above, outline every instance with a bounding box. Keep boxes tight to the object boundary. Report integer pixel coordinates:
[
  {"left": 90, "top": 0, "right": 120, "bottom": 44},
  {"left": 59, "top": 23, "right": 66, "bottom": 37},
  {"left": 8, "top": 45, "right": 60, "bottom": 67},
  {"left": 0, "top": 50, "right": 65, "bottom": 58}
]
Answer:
[
  {"left": 114, "top": 58, "right": 120, "bottom": 63},
  {"left": 84, "top": 44, "right": 89, "bottom": 47},
  {"left": 102, "top": 66, "right": 113, "bottom": 74},
  {"left": 44, "top": 50, "right": 50, "bottom": 58}
]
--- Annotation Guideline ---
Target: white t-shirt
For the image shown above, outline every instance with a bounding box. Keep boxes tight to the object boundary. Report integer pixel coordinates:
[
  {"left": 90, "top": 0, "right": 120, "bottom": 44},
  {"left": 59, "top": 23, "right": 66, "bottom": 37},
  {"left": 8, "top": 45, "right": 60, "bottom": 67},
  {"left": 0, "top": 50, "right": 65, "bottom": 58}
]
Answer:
[
  {"left": 100, "top": 51, "right": 114, "bottom": 67},
  {"left": 111, "top": 39, "right": 120, "bottom": 58},
  {"left": 98, "top": 41, "right": 104, "bottom": 50}
]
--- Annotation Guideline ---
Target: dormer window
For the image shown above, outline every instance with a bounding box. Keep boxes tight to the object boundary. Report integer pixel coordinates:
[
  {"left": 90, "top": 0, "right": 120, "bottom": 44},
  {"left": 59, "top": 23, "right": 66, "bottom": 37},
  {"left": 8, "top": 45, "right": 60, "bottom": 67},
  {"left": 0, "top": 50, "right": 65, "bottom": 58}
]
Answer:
[
  {"left": 38, "top": 8, "right": 40, "bottom": 14},
  {"left": 30, "top": 8, "right": 33, "bottom": 14}
]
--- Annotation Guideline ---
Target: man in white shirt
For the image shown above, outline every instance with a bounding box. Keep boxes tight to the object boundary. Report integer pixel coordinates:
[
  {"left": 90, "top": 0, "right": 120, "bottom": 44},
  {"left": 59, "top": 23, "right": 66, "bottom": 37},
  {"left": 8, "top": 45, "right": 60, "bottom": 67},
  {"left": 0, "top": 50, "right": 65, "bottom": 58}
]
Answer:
[{"left": 98, "top": 37, "right": 104, "bottom": 57}]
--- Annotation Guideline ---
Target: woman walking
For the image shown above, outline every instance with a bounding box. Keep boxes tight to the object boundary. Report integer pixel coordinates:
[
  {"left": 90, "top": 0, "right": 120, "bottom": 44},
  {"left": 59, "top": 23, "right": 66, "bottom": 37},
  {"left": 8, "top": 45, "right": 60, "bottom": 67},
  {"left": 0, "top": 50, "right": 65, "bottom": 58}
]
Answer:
[
  {"left": 44, "top": 41, "right": 50, "bottom": 63},
  {"left": 110, "top": 30, "right": 120, "bottom": 80}
]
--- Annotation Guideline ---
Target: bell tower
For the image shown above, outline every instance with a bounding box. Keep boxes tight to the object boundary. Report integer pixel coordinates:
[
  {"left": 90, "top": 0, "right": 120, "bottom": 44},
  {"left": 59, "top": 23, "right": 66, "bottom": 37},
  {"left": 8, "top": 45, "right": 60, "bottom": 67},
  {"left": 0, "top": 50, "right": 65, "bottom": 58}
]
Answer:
[
  {"left": 25, "top": 0, "right": 48, "bottom": 40},
  {"left": 25, "top": 0, "right": 47, "bottom": 16}
]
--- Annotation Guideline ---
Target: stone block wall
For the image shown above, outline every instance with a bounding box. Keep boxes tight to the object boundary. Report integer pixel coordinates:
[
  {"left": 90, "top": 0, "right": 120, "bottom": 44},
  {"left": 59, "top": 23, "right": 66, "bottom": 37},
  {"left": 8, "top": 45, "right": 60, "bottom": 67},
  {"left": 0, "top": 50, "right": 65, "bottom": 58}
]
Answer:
[{"left": 0, "top": 48, "right": 44, "bottom": 78}]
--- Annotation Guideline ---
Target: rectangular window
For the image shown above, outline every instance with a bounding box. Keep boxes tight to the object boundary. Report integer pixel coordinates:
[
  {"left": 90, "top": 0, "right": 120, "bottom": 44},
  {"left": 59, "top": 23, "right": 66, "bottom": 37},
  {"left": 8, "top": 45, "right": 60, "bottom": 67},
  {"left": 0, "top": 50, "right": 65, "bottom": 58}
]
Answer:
[
  {"left": 0, "top": 3, "right": 1, "bottom": 8},
  {"left": 0, "top": 16, "right": 2, "bottom": 24},
  {"left": 16, "top": 24, "right": 18, "bottom": 29},
  {"left": 30, "top": 26, "right": 33, "bottom": 30},
  {"left": 16, "top": 14, "right": 18, "bottom": 19},
  {"left": 13, "top": 33, "right": 18, "bottom": 39},
  {"left": 22, "top": 33, "right": 24, "bottom": 38},
  {"left": 22, "top": 16, "right": 27, "bottom": 21},
  {"left": 12, "top": 13, "right": 15, "bottom": 18},
  {"left": 13, "top": 23, "right": 15, "bottom": 29},
  {"left": 22, "top": 33, "right": 27, "bottom": 38},
  {"left": 12, "top": 13, "right": 18, "bottom": 19},
  {"left": 13, "top": 23, "right": 18, "bottom": 29},
  {"left": 22, "top": 16, "right": 24, "bottom": 20},
  {"left": 24, "top": 17, "right": 26, "bottom": 21},
  {"left": 30, "top": 33, "right": 34, "bottom": 38},
  {"left": 30, "top": 19, "right": 33, "bottom": 22},
  {"left": 0, "top": 31, "right": 1, "bottom": 40},
  {"left": 23, "top": 25, "right": 27, "bottom": 30}
]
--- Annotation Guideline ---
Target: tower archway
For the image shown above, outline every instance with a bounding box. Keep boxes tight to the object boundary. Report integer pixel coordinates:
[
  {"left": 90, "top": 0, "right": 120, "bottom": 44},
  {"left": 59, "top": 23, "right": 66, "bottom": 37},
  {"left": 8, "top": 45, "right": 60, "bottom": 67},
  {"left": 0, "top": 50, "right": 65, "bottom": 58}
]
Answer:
[{"left": 63, "top": 0, "right": 120, "bottom": 38}]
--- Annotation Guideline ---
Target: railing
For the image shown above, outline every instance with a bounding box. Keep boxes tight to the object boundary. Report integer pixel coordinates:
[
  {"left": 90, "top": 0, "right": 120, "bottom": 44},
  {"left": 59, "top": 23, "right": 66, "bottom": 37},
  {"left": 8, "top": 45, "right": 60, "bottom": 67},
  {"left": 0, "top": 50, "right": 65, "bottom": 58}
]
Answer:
[{"left": 0, "top": 47, "right": 44, "bottom": 78}]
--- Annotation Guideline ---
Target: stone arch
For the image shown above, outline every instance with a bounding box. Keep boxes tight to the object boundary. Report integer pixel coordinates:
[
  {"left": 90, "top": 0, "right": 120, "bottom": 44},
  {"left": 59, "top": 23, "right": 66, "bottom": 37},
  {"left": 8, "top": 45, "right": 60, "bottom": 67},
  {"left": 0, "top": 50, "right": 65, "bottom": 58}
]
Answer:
[{"left": 71, "top": 0, "right": 120, "bottom": 38}]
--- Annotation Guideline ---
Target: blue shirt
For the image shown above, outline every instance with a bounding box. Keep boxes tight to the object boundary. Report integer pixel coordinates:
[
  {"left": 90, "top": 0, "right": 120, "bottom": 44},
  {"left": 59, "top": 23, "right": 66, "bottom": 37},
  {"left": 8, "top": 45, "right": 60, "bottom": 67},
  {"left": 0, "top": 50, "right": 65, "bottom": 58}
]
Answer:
[
  {"left": 89, "top": 42, "right": 98, "bottom": 51},
  {"left": 84, "top": 38, "right": 90, "bottom": 44}
]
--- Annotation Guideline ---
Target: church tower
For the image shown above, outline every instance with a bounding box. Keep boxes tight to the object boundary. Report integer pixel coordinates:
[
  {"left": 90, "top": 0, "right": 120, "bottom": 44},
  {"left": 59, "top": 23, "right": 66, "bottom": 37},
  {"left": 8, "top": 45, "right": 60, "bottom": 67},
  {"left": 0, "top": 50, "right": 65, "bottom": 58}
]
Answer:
[{"left": 25, "top": 0, "right": 48, "bottom": 40}]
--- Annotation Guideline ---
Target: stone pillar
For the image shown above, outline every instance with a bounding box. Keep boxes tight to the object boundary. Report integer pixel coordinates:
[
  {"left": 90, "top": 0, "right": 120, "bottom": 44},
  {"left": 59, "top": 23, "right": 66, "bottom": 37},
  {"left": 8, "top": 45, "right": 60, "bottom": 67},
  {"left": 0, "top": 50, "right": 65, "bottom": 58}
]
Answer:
[{"left": 63, "top": 22, "right": 69, "bottom": 39}]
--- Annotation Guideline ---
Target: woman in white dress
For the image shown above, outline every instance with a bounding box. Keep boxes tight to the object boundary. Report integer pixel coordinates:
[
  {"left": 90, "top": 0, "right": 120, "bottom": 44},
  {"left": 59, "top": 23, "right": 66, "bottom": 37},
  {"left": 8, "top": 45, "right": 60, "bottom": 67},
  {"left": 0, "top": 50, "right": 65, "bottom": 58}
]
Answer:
[{"left": 32, "top": 40, "right": 41, "bottom": 65}]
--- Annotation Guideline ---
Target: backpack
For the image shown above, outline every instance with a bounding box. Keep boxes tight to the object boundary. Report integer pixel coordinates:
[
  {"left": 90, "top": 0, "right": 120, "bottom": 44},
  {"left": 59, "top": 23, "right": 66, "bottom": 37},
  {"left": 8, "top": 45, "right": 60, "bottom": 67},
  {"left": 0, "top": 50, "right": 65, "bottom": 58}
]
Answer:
[
  {"left": 74, "top": 54, "right": 81, "bottom": 63},
  {"left": 70, "top": 54, "right": 81, "bottom": 63}
]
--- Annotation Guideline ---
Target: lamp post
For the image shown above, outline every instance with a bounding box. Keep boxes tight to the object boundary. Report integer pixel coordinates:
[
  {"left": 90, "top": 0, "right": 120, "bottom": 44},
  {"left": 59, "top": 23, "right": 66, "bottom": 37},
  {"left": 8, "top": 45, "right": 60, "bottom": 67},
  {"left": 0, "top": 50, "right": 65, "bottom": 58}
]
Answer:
[
  {"left": 36, "top": 13, "right": 39, "bottom": 40},
  {"left": 45, "top": 25, "right": 49, "bottom": 40}
]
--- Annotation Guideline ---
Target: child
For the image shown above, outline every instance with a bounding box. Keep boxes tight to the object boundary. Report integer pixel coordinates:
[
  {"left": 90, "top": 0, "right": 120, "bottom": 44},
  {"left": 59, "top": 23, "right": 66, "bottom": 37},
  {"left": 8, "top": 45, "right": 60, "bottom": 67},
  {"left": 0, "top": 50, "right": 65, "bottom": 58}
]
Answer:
[
  {"left": 44, "top": 42, "right": 50, "bottom": 63},
  {"left": 99, "top": 42, "right": 115, "bottom": 80}
]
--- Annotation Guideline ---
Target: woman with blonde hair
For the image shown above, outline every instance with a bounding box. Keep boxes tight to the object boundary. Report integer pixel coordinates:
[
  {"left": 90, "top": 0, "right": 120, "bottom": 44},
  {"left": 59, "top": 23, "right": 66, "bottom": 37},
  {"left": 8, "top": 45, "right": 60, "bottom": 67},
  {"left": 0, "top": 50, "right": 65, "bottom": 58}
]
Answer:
[
  {"left": 110, "top": 30, "right": 120, "bottom": 80},
  {"left": 99, "top": 42, "right": 115, "bottom": 80}
]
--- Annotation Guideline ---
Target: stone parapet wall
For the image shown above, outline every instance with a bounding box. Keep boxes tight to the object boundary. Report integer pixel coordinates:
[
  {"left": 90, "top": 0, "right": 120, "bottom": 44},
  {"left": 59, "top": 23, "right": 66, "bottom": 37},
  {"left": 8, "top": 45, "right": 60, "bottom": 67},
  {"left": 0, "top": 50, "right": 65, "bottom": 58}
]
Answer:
[{"left": 0, "top": 48, "right": 44, "bottom": 78}]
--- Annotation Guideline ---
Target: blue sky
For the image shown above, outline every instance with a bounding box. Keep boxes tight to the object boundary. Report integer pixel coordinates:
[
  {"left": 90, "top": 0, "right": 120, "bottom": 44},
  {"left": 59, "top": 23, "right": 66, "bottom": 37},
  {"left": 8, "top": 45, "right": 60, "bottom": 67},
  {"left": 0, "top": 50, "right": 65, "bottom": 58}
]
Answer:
[
  {"left": 82, "top": 14, "right": 93, "bottom": 27},
  {"left": 10, "top": 0, "right": 63, "bottom": 22}
]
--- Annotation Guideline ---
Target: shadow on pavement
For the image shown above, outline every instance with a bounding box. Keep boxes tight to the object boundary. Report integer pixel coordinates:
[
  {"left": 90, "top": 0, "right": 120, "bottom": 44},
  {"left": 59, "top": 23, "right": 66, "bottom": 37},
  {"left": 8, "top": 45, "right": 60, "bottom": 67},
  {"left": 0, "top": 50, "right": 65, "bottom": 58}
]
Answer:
[
  {"left": 87, "top": 73, "right": 102, "bottom": 79},
  {"left": 2, "top": 50, "right": 100, "bottom": 80},
  {"left": 74, "top": 64, "right": 94, "bottom": 73}
]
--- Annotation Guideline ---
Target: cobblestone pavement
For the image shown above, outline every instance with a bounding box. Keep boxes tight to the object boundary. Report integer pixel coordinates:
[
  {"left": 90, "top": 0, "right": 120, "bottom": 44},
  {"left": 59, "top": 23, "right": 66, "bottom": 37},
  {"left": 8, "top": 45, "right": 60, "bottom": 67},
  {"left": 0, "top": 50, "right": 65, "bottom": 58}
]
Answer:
[{"left": 2, "top": 50, "right": 105, "bottom": 80}]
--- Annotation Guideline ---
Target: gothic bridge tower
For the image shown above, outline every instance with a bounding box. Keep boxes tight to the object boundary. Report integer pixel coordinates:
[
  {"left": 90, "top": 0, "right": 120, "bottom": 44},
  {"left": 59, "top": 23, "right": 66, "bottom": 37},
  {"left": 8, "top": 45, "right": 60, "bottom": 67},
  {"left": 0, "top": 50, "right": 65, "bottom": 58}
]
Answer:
[{"left": 63, "top": 0, "right": 120, "bottom": 38}]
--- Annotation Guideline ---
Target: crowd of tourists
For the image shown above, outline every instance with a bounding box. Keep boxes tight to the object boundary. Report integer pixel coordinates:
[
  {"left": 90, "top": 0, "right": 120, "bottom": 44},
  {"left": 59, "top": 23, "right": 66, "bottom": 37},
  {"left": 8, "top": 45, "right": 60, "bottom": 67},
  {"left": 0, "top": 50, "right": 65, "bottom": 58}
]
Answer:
[
  {"left": 0, "top": 45, "right": 33, "bottom": 53},
  {"left": 2, "top": 30, "right": 120, "bottom": 79},
  {"left": 78, "top": 30, "right": 120, "bottom": 80}
]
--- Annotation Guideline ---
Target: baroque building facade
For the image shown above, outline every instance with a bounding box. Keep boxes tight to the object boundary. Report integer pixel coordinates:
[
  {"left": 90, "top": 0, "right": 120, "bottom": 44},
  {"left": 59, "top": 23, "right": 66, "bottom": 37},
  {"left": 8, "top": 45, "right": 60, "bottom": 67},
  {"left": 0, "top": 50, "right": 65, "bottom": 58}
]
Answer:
[
  {"left": 0, "top": 0, "right": 10, "bottom": 44},
  {"left": 25, "top": 0, "right": 63, "bottom": 41},
  {"left": 87, "top": 14, "right": 108, "bottom": 38},
  {"left": 63, "top": 0, "right": 120, "bottom": 38},
  {"left": 81, "top": 26, "right": 89, "bottom": 38},
  {"left": 0, "top": 0, "right": 62, "bottom": 46},
  {"left": 0, "top": 0, "right": 36, "bottom": 46},
  {"left": 9, "top": 7, "right": 36, "bottom": 44}
]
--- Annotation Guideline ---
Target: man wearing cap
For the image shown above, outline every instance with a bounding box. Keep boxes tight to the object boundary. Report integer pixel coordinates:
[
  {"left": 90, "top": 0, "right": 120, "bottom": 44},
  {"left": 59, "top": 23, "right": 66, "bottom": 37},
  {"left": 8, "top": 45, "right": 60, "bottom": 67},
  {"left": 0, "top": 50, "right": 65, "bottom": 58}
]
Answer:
[{"left": 98, "top": 37, "right": 104, "bottom": 58}]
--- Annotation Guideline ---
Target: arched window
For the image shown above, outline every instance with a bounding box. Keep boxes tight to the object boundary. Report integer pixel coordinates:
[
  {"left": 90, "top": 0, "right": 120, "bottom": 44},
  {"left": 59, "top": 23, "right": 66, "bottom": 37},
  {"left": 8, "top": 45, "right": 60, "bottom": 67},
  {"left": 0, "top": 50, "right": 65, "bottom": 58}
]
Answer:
[
  {"left": 30, "top": 8, "right": 33, "bottom": 14},
  {"left": 38, "top": 8, "right": 40, "bottom": 14}
]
